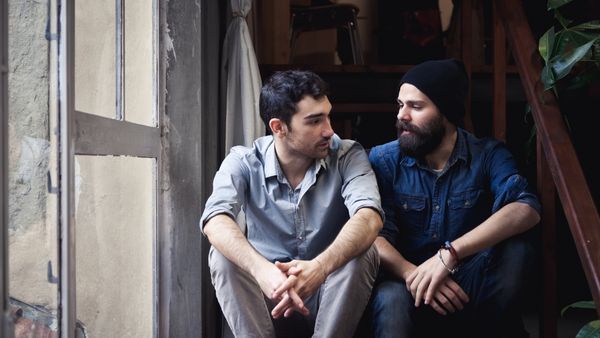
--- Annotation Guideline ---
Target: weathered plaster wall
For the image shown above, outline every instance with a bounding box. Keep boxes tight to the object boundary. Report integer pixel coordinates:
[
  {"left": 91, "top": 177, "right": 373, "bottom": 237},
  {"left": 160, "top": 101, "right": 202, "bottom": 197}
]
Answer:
[{"left": 8, "top": 0, "right": 58, "bottom": 310}]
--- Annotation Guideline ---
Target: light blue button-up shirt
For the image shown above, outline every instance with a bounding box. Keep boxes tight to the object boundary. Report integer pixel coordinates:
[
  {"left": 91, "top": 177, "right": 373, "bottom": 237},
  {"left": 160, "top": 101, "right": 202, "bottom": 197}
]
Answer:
[{"left": 200, "top": 134, "right": 383, "bottom": 262}]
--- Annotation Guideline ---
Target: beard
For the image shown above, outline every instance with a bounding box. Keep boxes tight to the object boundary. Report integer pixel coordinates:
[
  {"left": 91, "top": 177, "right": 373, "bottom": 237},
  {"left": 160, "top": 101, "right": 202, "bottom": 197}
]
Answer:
[{"left": 396, "top": 114, "right": 445, "bottom": 158}]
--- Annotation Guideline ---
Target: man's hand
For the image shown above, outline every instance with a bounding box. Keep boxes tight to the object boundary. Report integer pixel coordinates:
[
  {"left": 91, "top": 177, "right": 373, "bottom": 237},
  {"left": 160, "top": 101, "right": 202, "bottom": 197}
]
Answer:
[
  {"left": 270, "top": 259, "right": 328, "bottom": 318},
  {"left": 405, "top": 249, "right": 458, "bottom": 307},
  {"left": 427, "top": 277, "right": 469, "bottom": 315},
  {"left": 251, "top": 260, "right": 309, "bottom": 318}
]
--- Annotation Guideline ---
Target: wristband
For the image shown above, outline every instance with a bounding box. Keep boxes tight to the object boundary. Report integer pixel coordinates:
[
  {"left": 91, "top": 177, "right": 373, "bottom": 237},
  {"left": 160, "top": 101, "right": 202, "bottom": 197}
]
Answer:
[{"left": 442, "top": 240, "right": 460, "bottom": 262}]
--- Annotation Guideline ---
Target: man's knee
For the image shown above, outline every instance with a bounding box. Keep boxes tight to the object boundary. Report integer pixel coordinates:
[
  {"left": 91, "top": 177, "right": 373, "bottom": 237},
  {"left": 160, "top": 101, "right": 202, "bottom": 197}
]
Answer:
[
  {"left": 494, "top": 236, "right": 535, "bottom": 293},
  {"left": 338, "top": 244, "right": 379, "bottom": 279},
  {"left": 209, "top": 246, "right": 247, "bottom": 287},
  {"left": 370, "top": 279, "right": 415, "bottom": 337},
  {"left": 371, "top": 279, "right": 413, "bottom": 314}
]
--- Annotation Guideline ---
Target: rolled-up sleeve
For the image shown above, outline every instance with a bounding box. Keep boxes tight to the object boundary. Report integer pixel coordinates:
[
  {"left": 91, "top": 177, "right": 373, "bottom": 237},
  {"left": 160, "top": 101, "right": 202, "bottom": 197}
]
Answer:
[
  {"left": 368, "top": 146, "right": 399, "bottom": 247},
  {"left": 488, "top": 143, "right": 541, "bottom": 214},
  {"left": 339, "top": 142, "right": 384, "bottom": 222},
  {"left": 199, "top": 150, "right": 249, "bottom": 234}
]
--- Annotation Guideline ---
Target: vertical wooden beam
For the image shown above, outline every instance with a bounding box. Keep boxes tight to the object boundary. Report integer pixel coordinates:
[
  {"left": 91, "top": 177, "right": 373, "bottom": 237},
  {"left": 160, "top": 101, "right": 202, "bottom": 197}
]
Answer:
[
  {"left": 461, "top": 0, "right": 474, "bottom": 132},
  {"left": 538, "top": 138, "right": 557, "bottom": 338},
  {"left": 492, "top": 1, "right": 506, "bottom": 142},
  {"left": 257, "top": 0, "right": 290, "bottom": 64}
]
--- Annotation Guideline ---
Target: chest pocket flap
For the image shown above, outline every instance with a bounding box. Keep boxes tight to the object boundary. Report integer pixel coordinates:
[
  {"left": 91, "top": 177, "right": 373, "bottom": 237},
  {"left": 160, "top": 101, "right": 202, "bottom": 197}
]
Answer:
[
  {"left": 448, "top": 189, "right": 482, "bottom": 209},
  {"left": 395, "top": 194, "right": 427, "bottom": 212}
]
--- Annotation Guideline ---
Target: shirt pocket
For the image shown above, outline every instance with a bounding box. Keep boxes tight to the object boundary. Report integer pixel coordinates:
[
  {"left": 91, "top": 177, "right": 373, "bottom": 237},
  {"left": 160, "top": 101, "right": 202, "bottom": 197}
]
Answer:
[
  {"left": 394, "top": 194, "right": 428, "bottom": 231},
  {"left": 447, "top": 189, "right": 485, "bottom": 234}
]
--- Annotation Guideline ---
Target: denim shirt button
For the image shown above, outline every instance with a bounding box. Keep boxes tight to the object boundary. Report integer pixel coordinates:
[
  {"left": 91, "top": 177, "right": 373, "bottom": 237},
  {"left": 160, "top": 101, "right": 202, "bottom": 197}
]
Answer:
[
  {"left": 434, "top": 204, "right": 440, "bottom": 211},
  {"left": 432, "top": 233, "right": 438, "bottom": 239}
]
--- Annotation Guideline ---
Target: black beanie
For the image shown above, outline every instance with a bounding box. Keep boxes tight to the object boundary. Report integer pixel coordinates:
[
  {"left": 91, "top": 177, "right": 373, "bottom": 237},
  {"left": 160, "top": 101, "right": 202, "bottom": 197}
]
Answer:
[{"left": 399, "top": 58, "right": 468, "bottom": 127}]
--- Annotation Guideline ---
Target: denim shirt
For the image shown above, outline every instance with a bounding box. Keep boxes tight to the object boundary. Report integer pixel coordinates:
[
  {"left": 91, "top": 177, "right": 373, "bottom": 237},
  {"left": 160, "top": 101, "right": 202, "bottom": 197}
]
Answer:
[
  {"left": 200, "top": 134, "right": 383, "bottom": 262},
  {"left": 368, "top": 128, "right": 540, "bottom": 265}
]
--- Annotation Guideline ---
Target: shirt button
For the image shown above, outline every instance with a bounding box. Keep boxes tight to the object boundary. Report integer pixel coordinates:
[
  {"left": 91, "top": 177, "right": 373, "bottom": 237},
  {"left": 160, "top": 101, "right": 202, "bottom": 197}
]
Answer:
[
  {"left": 432, "top": 233, "right": 438, "bottom": 239},
  {"left": 434, "top": 204, "right": 440, "bottom": 211},
  {"left": 465, "top": 200, "right": 471, "bottom": 206}
]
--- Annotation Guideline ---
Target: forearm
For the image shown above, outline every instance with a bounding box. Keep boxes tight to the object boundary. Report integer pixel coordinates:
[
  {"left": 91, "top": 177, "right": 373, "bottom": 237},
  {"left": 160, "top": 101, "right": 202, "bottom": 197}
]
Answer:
[
  {"left": 375, "top": 236, "right": 416, "bottom": 281},
  {"left": 451, "top": 202, "right": 540, "bottom": 260},
  {"left": 315, "top": 208, "right": 382, "bottom": 275},
  {"left": 204, "top": 214, "right": 270, "bottom": 275}
]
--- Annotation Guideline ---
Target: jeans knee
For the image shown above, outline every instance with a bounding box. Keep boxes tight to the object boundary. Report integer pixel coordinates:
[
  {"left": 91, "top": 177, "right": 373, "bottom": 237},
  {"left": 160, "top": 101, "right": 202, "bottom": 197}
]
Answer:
[
  {"left": 495, "top": 238, "right": 534, "bottom": 285},
  {"left": 371, "top": 280, "right": 413, "bottom": 315}
]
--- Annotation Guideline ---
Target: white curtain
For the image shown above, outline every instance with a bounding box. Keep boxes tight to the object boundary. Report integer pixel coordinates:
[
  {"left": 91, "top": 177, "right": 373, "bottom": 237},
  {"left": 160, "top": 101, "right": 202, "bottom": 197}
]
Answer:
[{"left": 221, "top": 0, "right": 264, "bottom": 152}]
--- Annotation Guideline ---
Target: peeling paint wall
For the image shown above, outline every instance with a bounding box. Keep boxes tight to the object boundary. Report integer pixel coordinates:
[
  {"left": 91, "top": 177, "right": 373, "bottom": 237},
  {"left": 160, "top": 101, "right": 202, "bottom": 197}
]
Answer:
[
  {"left": 8, "top": 0, "right": 59, "bottom": 311},
  {"left": 9, "top": 0, "right": 155, "bottom": 337}
]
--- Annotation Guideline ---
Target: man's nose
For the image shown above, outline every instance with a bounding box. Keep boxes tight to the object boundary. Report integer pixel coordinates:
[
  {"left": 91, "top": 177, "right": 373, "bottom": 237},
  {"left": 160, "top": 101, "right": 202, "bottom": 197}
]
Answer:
[
  {"left": 397, "top": 106, "right": 410, "bottom": 122},
  {"left": 323, "top": 118, "right": 334, "bottom": 137}
]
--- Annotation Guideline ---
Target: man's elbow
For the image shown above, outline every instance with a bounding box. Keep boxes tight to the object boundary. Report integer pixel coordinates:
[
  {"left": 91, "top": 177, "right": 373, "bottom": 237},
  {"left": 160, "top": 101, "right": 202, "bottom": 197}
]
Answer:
[
  {"left": 357, "top": 207, "right": 383, "bottom": 234},
  {"left": 520, "top": 203, "right": 541, "bottom": 230}
]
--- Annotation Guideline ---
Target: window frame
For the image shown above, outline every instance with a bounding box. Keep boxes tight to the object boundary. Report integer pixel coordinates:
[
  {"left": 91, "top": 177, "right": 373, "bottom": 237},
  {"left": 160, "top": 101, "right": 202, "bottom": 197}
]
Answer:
[
  {"left": 59, "top": 0, "right": 161, "bottom": 336},
  {"left": 1, "top": 0, "right": 11, "bottom": 335}
]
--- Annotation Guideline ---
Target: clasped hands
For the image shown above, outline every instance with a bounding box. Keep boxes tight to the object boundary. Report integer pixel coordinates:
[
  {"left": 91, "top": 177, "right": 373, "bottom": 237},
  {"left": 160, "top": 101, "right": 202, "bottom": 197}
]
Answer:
[
  {"left": 256, "top": 258, "right": 328, "bottom": 320},
  {"left": 404, "top": 250, "right": 470, "bottom": 316}
]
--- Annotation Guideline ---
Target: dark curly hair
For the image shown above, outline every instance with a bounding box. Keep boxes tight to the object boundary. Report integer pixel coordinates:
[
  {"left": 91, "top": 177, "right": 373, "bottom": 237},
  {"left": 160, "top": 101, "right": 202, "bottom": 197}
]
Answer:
[{"left": 259, "top": 70, "right": 329, "bottom": 133}]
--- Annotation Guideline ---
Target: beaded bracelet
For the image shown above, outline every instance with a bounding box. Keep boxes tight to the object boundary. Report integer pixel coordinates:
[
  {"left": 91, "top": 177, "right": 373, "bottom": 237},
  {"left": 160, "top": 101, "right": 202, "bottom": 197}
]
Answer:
[{"left": 437, "top": 249, "right": 458, "bottom": 274}]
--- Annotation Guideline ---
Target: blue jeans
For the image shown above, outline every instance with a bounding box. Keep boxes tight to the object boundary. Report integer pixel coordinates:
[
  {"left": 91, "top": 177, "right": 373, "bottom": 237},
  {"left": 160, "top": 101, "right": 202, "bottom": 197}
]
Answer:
[{"left": 369, "top": 237, "right": 534, "bottom": 338}]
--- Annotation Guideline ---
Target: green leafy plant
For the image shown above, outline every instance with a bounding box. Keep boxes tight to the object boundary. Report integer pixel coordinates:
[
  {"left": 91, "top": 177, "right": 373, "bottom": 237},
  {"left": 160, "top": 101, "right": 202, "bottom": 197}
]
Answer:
[
  {"left": 538, "top": 0, "right": 600, "bottom": 95},
  {"left": 561, "top": 301, "right": 600, "bottom": 338}
]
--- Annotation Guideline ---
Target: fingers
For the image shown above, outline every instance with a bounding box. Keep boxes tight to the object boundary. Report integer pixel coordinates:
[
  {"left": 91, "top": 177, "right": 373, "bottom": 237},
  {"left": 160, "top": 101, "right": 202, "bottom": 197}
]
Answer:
[
  {"left": 271, "top": 291, "right": 309, "bottom": 319},
  {"left": 287, "top": 289, "right": 306, "bottom": 313},
  {"left": 424, "top": 275, "right": 443, "bottom": 306},
  {"left": 271, "top": 294, "right": 292, "bottom": 319},
  {"left": 446, "top": 279, "right": 470, "bottom": 304},
  {"left": 412, "top": 275, "right": 430, "bottom": 307},
  {"left": 429, "top": 279, "right": 470, "bottom": 316},
  {"left": 274, "top": 261, "right": 294, "bottom": 273},
  {"left": 429, "top": 297, "right": 448, "bottom": 316},
  {"left": 272, "top": 275, "right": 297, "bottom": 300}
]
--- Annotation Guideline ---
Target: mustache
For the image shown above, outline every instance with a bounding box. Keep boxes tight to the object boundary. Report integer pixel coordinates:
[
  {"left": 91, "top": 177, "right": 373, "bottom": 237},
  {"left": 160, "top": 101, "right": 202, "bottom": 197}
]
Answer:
[{"left": 396, "top": 120, "right": 419, "bottom": 133}]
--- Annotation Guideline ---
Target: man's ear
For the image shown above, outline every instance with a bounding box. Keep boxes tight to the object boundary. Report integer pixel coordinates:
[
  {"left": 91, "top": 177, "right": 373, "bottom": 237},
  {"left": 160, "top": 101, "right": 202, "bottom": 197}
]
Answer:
[{"left": 269, "top": 118, "right": 287, "bottom": 137}]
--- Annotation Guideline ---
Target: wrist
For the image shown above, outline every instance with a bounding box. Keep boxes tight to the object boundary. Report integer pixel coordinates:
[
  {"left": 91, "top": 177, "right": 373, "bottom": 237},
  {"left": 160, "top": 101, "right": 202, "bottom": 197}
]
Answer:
[
  {"left": 437, "top": 248, "right": 459, "bottom": 274},
  {"left": 442, "top": 241, "right": 460, "bottom": 263},
  {"left": 313, "top": 257, "right": 329, "bottom": 280}
]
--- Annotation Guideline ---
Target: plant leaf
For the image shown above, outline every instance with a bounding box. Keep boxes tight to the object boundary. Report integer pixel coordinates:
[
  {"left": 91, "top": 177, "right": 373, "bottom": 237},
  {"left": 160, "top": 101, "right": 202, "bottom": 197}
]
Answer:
[
  {"left": 548, "top": 0, "right": 574, "bottom": 10},
  {"left": 576, "top": 320, "right": 600, "bottom": 338},
  {"left": 541, "top": 64, "right": 556, "bottom": 90},
  {"left": 554, "top": 10, "right": 573, "bottom": 28},
  {"left": 571, "top": 20, "right": 600, "bottom": 31},
  {"left": 539, "top": 27, "right": 556, "bottom": 63},
  {"left": 561, "top": 301, "right": 597, "bottom": 316},
  {"left": 551, "top": 39, "right": 598, "bottom": 80}
]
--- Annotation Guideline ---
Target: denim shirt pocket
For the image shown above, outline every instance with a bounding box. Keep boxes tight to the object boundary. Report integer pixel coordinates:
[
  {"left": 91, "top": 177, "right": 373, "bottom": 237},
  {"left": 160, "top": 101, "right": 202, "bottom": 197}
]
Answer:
[
  {"left": 394, "top": 194, "right": 428, "bottom": 231},
  {"left": 447, "top": 189, "right": 485, "bottom": 235}
]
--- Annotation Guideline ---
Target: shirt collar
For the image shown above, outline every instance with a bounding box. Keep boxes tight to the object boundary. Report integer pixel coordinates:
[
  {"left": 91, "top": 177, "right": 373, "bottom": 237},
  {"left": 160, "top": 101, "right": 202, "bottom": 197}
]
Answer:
[{"left": 264, "top": 139, "right": 328, "bottom": 181}]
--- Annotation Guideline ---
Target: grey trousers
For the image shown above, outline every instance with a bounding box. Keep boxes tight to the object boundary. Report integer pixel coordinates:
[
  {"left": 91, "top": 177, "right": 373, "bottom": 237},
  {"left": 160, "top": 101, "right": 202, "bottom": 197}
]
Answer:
[{"left": 209, "top": 245, "right": 379, "bottom": 338}]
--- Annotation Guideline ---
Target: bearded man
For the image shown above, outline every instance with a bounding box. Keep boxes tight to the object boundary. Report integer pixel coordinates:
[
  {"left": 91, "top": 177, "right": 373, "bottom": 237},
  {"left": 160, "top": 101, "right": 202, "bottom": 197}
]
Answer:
[{"left": 367, "top": 59, "right": 541, "bottom": 338}]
